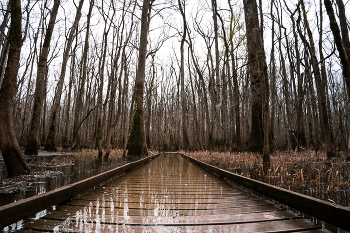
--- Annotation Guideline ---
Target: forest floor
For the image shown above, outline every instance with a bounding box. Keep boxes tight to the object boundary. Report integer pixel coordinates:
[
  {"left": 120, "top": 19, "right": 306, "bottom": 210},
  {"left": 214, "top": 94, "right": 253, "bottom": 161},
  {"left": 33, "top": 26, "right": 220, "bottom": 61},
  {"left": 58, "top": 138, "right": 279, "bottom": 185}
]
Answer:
[{"left": 183, "top": 150, "right": 350, "bottom": 206}]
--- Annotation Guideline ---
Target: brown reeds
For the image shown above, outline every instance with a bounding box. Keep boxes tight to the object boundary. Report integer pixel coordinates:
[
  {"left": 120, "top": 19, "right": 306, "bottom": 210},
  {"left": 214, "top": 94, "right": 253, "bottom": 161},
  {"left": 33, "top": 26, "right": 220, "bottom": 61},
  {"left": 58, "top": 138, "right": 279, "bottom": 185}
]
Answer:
[{"left": 182, "top": 150, "right": 350, "bottom": 206}]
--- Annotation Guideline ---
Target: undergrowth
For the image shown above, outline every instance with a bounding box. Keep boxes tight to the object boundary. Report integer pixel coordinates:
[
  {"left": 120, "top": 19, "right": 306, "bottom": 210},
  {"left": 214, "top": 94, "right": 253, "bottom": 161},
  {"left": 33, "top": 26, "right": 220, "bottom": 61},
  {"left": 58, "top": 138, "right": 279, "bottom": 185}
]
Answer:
[{"left": 183, "top": 150, "right": 350, "bottom": 206}]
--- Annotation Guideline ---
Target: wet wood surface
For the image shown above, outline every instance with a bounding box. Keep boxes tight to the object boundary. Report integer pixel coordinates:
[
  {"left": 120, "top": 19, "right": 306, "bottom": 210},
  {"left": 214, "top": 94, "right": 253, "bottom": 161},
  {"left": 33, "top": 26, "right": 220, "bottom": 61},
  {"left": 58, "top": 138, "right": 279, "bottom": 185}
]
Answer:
[{"left": 20, "top": 153, "right": 329, "bottom": 232}]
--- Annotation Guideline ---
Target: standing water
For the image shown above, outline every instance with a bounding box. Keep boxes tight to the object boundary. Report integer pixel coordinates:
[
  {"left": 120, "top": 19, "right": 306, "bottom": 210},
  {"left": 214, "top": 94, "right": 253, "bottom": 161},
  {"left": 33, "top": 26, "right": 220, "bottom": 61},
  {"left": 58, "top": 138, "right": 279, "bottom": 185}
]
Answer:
[{"left": 0, "top": 150, "right": 143, "bottom": 207}]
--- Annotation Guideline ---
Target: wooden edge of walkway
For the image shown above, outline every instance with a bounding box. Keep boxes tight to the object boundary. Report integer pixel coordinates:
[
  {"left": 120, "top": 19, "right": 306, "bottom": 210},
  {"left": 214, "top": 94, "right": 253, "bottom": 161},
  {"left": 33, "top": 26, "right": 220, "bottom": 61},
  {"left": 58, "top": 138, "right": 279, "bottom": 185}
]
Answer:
[
  {"left": 179, "top": 152, "right": 350, "bottom": 231},
  {"left": 0, "top": 153, "right": 160, "bottom": 229}
]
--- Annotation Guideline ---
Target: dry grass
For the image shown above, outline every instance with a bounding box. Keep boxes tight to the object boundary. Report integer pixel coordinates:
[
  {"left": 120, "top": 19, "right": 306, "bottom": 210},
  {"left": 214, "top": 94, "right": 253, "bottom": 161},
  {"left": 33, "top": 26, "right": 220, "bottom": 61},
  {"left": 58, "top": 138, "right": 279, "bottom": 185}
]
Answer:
[{"left": 182, "top": 150, "right": 350, "bottom": 206}]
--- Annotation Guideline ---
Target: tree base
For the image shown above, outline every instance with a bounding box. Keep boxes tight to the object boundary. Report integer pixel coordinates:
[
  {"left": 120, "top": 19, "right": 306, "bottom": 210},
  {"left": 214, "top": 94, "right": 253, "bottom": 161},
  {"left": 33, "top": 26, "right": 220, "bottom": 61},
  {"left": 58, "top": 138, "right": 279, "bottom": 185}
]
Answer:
[
  {"left": 2, "top": 146, "right": 31, "bottom": 177},
  {"left": 24, "top": 138, "right": 39, "bottom": 155},
  {"left": 44, "top": 142, "right": 56, "bottom": 152}
]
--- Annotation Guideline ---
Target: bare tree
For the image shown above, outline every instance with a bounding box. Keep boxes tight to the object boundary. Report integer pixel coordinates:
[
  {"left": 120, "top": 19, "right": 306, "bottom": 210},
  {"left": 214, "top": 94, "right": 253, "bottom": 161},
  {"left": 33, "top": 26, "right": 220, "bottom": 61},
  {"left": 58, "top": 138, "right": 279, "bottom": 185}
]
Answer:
[
  {"left": 324, "top": 0, "right": 350, "bottom": 99},
  {"left": 45, "top": 0, "right": 85, "bottom": 151},
  {"left": 178, "top": 0, "right": 189, "bottom": 149},
  {"left": 298, "top": 0, "right": 334, "bottom": 158},
  {"left": 127, "top": 0, "right": 154, "bottom": 156},
  {"left": 0, "top": 0, "right": 31, "bottom": 177},
  {"left": 71, "top": 0, "right": 94, "bottom": 151},
  {"left": 25, "top": 0, "right": 60, "bottom": 155},
  {"left": 243, "top": 0, "right": 263, "bottom": 153}
]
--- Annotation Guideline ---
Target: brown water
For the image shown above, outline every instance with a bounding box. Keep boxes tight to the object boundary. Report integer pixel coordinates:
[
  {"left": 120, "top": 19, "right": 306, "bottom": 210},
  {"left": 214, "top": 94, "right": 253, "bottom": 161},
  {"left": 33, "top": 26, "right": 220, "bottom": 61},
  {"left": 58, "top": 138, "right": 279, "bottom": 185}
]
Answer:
[{"left": 0, "top": 151, "right": 141, "bottom": 207}]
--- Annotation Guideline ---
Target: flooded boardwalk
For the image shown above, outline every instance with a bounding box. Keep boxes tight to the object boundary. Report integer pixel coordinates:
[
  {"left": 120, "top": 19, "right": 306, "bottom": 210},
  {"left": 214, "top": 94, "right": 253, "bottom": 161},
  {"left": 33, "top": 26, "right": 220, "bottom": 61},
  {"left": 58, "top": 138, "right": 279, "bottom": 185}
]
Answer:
[{"left": 20, "top": 153, "right": 328, "bottom": 232}]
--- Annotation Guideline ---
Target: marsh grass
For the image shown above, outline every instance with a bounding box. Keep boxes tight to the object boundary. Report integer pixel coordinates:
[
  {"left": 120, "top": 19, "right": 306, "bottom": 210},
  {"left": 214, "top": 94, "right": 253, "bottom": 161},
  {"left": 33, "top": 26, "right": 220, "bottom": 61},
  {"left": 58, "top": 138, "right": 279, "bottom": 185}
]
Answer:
[{"left": 183, "top": 150, "right": 350, "bottom": 206}]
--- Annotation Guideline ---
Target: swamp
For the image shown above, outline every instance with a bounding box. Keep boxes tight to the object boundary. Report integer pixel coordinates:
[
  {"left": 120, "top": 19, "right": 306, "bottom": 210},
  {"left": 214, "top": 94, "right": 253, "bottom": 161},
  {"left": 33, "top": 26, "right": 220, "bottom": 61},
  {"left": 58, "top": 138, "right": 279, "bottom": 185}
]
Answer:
[{"left": 1, "top": 0, "right": 350, "bottom": 231}]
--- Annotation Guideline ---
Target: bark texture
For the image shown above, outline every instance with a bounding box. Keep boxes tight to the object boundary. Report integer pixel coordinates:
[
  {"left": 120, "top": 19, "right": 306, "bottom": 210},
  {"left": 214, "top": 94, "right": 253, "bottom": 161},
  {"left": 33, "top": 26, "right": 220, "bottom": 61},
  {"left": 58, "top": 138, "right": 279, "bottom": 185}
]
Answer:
[
  {"left": 324, "top": 0, "right": 350, "bottom": 99},
  {"left": 243, "top": 0, "right": 263, "bottom": 152},
  {"left": 127, "top": 0, "right": 153, "bottom": 156},
  {"left": 45, "top": 0, "right": 84, "bottom": 151},
  {"left": 0, "top": 0, "right": 31, "bottom": 177},
  {"left": 25, "top": 0, "right": 60, "bottom": 155}
]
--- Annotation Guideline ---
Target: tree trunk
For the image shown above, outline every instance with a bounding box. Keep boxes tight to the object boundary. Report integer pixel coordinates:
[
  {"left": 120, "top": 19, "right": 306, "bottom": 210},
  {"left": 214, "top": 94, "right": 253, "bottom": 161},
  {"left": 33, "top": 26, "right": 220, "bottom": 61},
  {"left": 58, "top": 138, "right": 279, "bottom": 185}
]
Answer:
[
  {"left": 299, "top": 0, "right": 334, "bottom": 157},
  {"left": 243, "top": 0, "right": 264, "bottom": 153},
  {"left": 188, "top": 41, "right": 212, "bottom": 150},
  {"left": 127, "top": 0, "right": 154, "bottom": 156},
  {"left": 71, "top": 0, "right": 94, "bottom": 151},
  {"left": 0, "top": 0, "right": 31, "bottom": 177},
  {"left": 62, "top": 48, "right": 75, "bottom": 149},
  {"left": 178, "top": 0, "right": 189, "bottom": 150},
  {"left": 324, "top": 0, "right": 350, "bottom": 99},
  {"left": 0, "top": 0, "right": 10, "bottom": 87},
  {"left": 335, "top": 0, "right": 350, "bottom": 60},
  {"left": 188, "top": 51, "right": 202, "bottom": 150},
  {"left": 45, "top": 0, "right": 84, "bottom": 151},
  {"left": 269, "top": 0, "right": 276, "bottom": 151},
  {"left": 211, "top": 0, "right": 221, "bottom": 145},
  {"left": 25, "top": 0, "right": 60, "bottom": 155}
]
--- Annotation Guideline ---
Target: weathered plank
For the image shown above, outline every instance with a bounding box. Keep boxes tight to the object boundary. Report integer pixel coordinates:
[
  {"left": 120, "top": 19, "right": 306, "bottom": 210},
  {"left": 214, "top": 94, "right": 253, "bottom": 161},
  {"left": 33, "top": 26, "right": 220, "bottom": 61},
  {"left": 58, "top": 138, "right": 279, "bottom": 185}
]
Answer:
[
  {"left": 40, "top": 209, "right": 298, "bottom": 224},
  {"left": 22, "top": 218, "right": 324, "bottom": 233},
  {"left": 0, "top": 154, "right": 159, "bottom": 229},
  {"left": 20, "top": 153, "right": 328, "bottom": 232},
  {"left": 180, "top": 153, "right": 350, "bottom": 231}
]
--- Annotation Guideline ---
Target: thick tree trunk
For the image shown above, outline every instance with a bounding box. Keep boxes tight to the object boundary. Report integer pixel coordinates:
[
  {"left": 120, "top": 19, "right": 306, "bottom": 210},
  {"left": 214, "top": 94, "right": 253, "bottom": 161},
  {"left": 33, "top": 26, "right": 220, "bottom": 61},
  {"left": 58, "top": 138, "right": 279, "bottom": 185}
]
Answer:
[
  {"left": 324, "top": 0, "right": 350, "bottom": 99},
  {"left": 25, "top": 0, "right": 60, "bottom": 155},
  {"left": 335, "top": 0, "right": 350, "bottom": 60},
  {"left": 0, "top": 0, "right": 31, "bottom": 177},
  {"left": 127, "top": 0, "right": 153, "bottom": 156},
  {"left": 243, "top": 0, "right": 263, "bottom": 152}
]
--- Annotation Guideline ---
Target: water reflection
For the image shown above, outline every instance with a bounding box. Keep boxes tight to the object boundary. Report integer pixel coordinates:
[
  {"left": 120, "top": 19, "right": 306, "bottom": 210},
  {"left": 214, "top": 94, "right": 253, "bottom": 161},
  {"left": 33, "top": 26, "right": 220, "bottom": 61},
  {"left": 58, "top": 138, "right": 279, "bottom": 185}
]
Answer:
[
  {"left": 49, "top": 154, "right": 256, "bottom": 227},
  {"left": 0, "top": 151, "right": 133, "bottom": 207},
  {"left": 19, "top": 153, "right": 328, "bottom": 232}
]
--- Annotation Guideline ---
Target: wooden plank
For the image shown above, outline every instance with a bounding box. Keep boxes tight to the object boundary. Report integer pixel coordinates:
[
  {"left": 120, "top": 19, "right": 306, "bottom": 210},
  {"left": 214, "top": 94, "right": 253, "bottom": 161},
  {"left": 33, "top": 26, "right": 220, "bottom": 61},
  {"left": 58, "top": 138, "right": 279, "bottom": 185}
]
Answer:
[
  {"left": 76, "top": 195, "right": 263, "bottom": 203},
  {"left": 63, "top": 199, "right": 272, "bottom": 210},
  {"left": 180, "top": 153, "right": 350, "bottom": 231},
  {"left": 19, "top": 153, "right": 327, "bottom": 232},
  {"left": 24, "top": 218, "right": 323, "bottom": 233},
  {"left": 53, "top": 202, "right": 283, "bottom": 216},
  {"left": 0, "top": 154, "right": 159, "bottom": 229},
  {"left": 76, "top": 193, "right": 261, "bottom": 202},
  {"left": 40, "top": 209, "right": 299, "bottom": 224}
]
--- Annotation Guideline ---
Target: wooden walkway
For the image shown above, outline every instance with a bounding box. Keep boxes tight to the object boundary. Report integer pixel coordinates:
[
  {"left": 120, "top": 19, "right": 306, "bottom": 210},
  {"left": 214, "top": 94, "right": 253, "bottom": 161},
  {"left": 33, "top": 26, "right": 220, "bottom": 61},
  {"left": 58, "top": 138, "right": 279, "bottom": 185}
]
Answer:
[{"left": 19, "top": 153, "right": 329, "bottom": 232}]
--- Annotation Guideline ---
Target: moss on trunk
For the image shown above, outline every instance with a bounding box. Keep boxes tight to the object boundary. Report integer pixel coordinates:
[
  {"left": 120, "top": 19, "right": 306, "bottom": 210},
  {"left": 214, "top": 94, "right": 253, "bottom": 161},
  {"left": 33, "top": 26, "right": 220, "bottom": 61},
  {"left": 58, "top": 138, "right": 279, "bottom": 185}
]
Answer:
[{"left": 127, "top": 112, "right": 148, "bottom": 156}]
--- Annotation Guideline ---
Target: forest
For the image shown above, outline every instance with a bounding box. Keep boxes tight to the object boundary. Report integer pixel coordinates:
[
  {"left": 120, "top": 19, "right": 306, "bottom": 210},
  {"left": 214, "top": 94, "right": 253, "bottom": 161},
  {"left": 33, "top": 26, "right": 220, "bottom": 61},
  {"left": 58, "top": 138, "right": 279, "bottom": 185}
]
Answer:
[{"left": 0, "top": 0, "right": 349, "bottom": 199}]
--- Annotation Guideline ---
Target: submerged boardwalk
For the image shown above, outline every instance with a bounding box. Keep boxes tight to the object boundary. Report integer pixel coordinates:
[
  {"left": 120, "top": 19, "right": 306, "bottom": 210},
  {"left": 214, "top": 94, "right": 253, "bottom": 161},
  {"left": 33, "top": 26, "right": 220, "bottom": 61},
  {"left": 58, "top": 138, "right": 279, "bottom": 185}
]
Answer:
[{"left": 20, "top": 153, "right": 328, "bottom": 232}]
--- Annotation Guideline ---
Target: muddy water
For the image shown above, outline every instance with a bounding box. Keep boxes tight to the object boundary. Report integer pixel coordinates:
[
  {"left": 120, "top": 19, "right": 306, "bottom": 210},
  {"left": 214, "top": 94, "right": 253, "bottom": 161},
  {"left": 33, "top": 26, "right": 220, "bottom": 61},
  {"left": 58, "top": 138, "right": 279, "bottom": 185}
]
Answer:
[{"left": 0, "top": 152, "right": 138, "bottom": 207}]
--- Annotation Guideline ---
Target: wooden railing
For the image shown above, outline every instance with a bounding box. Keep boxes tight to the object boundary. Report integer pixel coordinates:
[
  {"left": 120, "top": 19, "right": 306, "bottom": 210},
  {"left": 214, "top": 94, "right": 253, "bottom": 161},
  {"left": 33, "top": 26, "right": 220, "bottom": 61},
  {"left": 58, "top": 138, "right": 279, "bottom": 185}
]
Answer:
[{"left": 179, "top": 152, "right": 350, "bottom": 231}]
